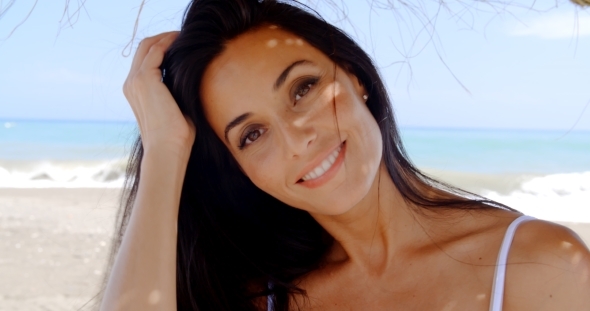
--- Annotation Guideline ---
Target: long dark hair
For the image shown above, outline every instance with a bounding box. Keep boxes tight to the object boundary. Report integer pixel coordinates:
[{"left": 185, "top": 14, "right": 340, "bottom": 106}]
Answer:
[{"left": 109, "top": 1, "right": 512, "bottom": 310}]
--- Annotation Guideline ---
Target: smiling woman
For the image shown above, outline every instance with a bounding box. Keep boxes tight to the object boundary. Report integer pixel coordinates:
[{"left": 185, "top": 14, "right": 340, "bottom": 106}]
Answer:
[{"left": 99, "top": 1, "right": 590, "bottom": 311}]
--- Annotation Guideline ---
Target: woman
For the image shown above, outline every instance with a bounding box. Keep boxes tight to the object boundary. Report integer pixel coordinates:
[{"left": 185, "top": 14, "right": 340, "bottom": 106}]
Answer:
[{"left": 100, "top": 0, "right": 590, "bottom": 310}]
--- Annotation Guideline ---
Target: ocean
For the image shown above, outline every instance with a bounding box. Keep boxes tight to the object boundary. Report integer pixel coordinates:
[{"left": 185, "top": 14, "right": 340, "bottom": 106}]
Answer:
[
  {"left": 0, "top": 120, "right": 135, "bottom": 189},
  {"left": 1, "top": 120, "right": 588, "bottom": 222},
  {"left": 400, "top": 128, "right": 590, "bottom": 223}
]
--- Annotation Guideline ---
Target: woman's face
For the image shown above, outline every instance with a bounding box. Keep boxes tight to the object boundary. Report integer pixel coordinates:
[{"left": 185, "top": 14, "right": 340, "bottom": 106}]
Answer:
[{"left": 201, "top": 26, "right": 383, "bottom": 215}]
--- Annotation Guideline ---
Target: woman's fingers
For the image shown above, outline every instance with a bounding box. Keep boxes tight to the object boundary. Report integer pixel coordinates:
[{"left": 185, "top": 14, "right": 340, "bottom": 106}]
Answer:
[
  {"left": 129, "top": 31, "right": 179, "bottom": 76},
  {"left": 124, "top": 31, "right": 178, "bottom": 102},
  {"left": 140, "top": 32, "right": 179, "bottom": 71},
  {"left": 124, "top": 32, "right": 179, "bottom": 102}
]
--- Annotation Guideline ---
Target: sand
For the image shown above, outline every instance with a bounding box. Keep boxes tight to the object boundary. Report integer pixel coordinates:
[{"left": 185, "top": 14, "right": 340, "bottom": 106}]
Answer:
[
  {"left": 0, "top": 188, "right": 119, "bottom": 311},
  {"left": 422, "top": 168, "right": 537, "bottom": 195},
  {"left": 0, "top": 188, "right": 589, "bottom": 311}
]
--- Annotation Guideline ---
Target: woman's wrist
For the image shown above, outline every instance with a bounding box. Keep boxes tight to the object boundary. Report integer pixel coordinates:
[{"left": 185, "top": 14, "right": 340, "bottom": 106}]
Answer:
[
  {"left": 136, "top": 146, "right": 190, "bottom": 219},
  {"left": 142, "top": 139, "right": 193, "bottom": 164}
]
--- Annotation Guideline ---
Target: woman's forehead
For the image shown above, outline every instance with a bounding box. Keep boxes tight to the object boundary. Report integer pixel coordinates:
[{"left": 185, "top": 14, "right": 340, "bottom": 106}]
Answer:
[
  {"left": 200, "top": 26, "right": 330, "bottom": 132},
  {"left": 203, "top": 26, "right": 326, "bottom": 92}
]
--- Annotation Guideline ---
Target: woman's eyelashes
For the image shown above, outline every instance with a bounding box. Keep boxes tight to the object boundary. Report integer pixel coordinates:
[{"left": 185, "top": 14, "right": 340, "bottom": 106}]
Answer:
[
  {"left": 238, "top": 126, "right": 266, "bottom": 149},
  {"left": 292, "top": 76, "right": 319, "bottom": 105},
  {"left": 237, "top": 76, "right": 319, "bottom": 150}
]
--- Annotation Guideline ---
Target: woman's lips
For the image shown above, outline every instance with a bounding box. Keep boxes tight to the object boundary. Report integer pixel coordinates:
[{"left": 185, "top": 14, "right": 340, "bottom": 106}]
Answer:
[{"left": 297, "top": 142, "right": 346, "bottom": 188}]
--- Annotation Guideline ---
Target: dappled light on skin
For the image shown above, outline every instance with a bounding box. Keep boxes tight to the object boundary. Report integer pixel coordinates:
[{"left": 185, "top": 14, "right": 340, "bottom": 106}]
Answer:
[
  {"left": 476, "top": 293, "right": 486, "bottom": 301},
  {"left": 285, "top": 38, "right": 294, "bottom": 45},
  {"left": 266, "top": 39, "right": 278, "bottom": 48},
  {"left": 295, "top": 38, "right": 304, "bottom": 46},
  {"left": 572, "top": 252, "right": 583, "bottom": 265},
  {"left": 322, "top": 81, "right": 341, "bottom": 99},
  {"left": 292, "top": 114, "right": 310, "bottom": 128},
  {"left": 148, "top": 289, "right": 161, "bottom": 305},
  {"left": 561, "top": 241, "right": 573, "bottom": 249},
  {"left": 331, "top": 81, "right": 342, "bottom": 98}
]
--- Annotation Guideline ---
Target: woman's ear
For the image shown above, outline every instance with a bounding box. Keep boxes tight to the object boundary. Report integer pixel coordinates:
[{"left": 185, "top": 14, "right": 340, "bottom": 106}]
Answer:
[
  {"left": 352, "top": 74, "right": 368, "bottom": 101},
  {"left": 341, "top": 64, "right": 368, "bottom": 101}
]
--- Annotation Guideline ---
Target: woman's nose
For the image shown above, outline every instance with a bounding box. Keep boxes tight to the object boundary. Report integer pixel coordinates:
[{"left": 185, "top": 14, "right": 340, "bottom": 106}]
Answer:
[{"left": 276, "top": 115, "right": 317, "bottom": 158}]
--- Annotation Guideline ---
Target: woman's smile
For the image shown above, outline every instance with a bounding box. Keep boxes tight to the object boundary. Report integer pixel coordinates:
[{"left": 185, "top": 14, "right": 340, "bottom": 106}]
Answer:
[{"left": 297, "top": 141, "right": 346, "bottom": 188}]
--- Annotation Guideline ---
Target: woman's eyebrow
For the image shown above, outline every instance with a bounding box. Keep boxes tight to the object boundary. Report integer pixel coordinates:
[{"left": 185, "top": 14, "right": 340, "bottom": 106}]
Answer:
[
  {"left": 224, "top": 112, "right": 252, "bottom": 143},
  {"left": 273, "top": 60, "right": 312, "bottom": 91}
]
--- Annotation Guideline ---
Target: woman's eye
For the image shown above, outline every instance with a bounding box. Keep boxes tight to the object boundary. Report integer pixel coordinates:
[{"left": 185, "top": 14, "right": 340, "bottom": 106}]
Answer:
[
  {"left": 293, "top": 77, "right": 319, "bottom": 104},
  {"left": 294, "top": 84, "right": 312, "bottom": 102},
  {"left": 239, "top": 128, "right": 266, "bottom": 149}
]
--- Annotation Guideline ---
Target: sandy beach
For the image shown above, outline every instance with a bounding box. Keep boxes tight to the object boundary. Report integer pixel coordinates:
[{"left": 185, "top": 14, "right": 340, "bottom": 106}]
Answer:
[
  {"left": 0, "top": 187, "right": 589, "bottom": 311},
  {"left": 0, "top": 188, "right": 119, "bottom": 311}
]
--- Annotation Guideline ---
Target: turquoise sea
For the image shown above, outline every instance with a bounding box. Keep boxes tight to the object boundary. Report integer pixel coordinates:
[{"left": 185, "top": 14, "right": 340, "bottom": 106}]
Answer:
[
  {"left": 1, "top": 119, "right": 588, "bottom": 222},
  {"left": 401, "top": 128, "right": 589, "bottom": 175}
]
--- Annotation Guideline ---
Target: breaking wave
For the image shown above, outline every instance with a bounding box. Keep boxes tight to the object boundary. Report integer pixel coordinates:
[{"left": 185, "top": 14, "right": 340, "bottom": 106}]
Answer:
[
  {"left": 0, "top": 159, "right": 128, "bottom": 188},
  {"left": 483, "top": 171, "right": 590, "bottom": 223}
]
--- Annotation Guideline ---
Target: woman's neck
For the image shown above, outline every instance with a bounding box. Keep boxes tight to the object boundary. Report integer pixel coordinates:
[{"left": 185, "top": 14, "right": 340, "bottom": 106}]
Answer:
[{"left": 310, "top": 162, "right": 429, "bottom": 275}]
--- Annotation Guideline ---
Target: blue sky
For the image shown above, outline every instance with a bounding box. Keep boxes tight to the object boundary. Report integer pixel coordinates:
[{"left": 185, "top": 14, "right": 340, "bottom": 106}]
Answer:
[{"left": 0, "top": 0, "right": 589, "bottom": 130}]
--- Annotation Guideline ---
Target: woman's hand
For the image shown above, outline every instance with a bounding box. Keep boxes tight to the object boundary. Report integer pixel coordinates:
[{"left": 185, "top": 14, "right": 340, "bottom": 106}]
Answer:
[{"left": 123, "top": 31, "right": 196, "bottom": 157}]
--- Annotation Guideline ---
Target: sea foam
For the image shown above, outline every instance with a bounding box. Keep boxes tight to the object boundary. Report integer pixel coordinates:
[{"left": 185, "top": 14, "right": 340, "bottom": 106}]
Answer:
[
  {"left": 483, "top": 171, "right": 590, "bottom": 223},
  {"left": 0, "top": 159, "right": 127, "bottom": 188}
]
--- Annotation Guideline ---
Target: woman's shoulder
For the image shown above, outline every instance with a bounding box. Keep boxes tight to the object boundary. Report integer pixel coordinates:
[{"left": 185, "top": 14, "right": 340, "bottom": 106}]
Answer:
[
  {"left": 511, "top": 217, "right": 590, "bottom": 262},
  {"left": 504, "top": 217, "right": 590, "bottom": 310},
  {"left": 440, "top": 209, "right": 590, "bottom": 309}
]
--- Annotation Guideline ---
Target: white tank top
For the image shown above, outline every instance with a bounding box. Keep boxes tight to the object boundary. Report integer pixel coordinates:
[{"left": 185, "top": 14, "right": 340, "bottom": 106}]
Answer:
[{"left": 267, "top": 215, "right": 535, "bottom": 311}]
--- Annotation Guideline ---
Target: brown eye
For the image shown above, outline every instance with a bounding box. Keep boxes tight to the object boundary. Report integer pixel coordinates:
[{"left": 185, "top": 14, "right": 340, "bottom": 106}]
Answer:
[
  {"left": 247, "top": 130, "right": 261, "bottom": 141},
  {"left": 294, "top": 83, "right": 312, "bottom": 101},
  {"left": 293, "top": 77, "right": 319, "bottom": 104},
  {"left": 239, "top": 128, "right": 267, "bottom": 149}
]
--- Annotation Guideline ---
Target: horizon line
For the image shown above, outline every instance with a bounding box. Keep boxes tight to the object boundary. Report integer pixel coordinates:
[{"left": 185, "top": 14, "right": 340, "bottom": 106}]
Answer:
[{"left": 1, "top": 118, "right": 589, "bottom": 132}]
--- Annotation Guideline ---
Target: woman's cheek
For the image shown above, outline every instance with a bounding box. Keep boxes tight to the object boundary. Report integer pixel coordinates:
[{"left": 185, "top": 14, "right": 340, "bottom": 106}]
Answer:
[{"left": 244, "top": 150, "right": 281, "bottom": 193}]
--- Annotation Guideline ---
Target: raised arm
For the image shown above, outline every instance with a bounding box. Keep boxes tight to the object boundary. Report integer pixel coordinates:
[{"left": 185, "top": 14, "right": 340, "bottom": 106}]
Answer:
[{"left": 100, "top": 32, "right": 195, "bottom": 311}]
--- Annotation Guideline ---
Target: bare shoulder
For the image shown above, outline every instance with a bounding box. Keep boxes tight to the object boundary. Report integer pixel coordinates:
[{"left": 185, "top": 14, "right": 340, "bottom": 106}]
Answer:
[{"left": 505, "top": 219, "right": 590, "bottom": 311}]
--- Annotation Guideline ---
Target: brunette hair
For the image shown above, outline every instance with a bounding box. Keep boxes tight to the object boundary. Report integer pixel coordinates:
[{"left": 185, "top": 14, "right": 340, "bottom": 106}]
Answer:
[{"left": 110, "top": 1, "right": 511, "bottom": 310}]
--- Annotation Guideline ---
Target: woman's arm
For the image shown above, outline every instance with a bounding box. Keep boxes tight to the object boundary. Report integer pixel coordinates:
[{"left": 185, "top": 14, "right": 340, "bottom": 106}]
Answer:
[{"left": 100, "top": 32, "right": 195, "bottom": 311}]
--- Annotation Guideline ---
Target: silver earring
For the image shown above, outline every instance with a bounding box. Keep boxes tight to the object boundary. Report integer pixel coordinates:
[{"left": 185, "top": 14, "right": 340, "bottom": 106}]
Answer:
[{"left": 362, "top": 94, "right": 368, "bottom": 100}]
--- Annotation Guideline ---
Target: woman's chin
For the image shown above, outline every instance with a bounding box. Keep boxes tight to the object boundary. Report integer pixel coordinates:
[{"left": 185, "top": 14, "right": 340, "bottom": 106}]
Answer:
[{"left": 304, "top": 192, "right": 367, "bottom": 216}]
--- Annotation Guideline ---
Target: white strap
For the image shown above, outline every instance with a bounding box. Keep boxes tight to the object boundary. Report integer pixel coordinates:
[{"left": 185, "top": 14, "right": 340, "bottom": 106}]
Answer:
[
  {"left": 489, "top": 215, "right": 535, "bottom": 311},
  {"left": 267, "top": 294, "right": 274, "bottom": 311},
  {"left": 267, "top": 282, "right": 274, "bottom": 311}
]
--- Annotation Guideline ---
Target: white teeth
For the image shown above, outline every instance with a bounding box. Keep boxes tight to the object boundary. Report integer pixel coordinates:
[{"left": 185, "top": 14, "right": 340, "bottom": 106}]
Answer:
[
  {"left": 312, "top": 166, "right": 325, "bottom": 178},
  {"left": 321, "top": 160, "right": 331, "bottom": 171},
  {"left": 301, "top": 145, "right": 342, "bottom": 181}
]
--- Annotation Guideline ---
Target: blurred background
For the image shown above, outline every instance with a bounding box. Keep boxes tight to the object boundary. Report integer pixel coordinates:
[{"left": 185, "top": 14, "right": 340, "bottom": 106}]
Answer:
[{"left": 0, "top": 0, "right": 589, "bottom": 310}]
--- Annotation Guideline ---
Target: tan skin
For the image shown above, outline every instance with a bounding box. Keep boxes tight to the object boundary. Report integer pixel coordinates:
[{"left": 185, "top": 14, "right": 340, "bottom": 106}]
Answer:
[{"left": 101, "top": 28, "right": 590, "bottom": 311}]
